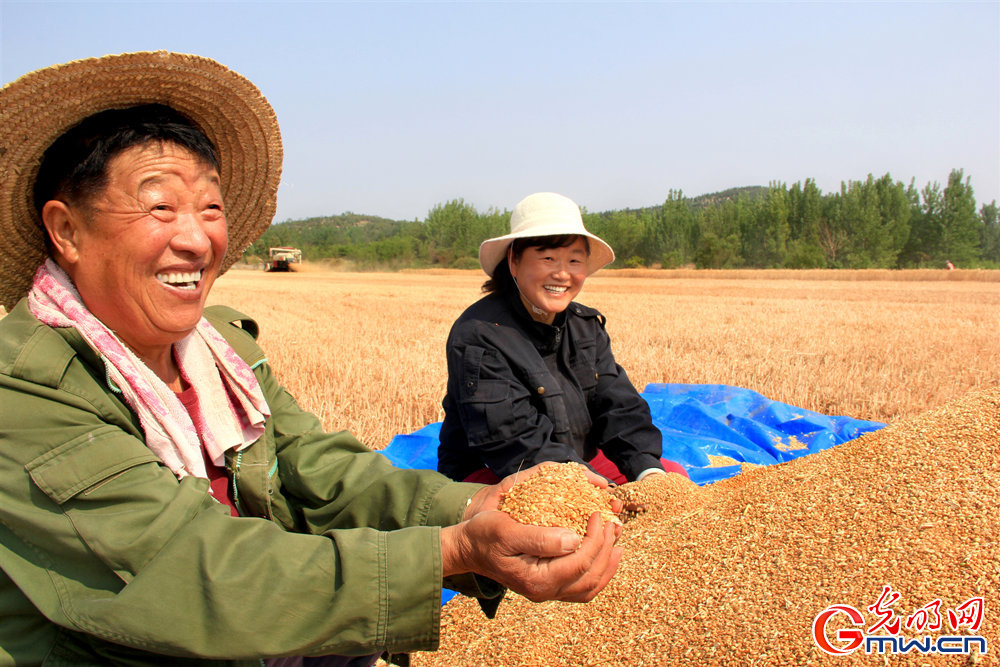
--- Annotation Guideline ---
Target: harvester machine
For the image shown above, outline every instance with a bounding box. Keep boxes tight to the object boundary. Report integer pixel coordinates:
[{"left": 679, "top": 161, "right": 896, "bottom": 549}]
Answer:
[{"left": 266, "top": 247, "right": 302, "bottom": 272}]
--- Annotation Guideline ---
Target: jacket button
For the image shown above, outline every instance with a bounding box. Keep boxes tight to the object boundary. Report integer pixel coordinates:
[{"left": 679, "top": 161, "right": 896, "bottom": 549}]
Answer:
[
  {"left": 537, "top": 386, "right": 545, "bottom": 395},
  {"left": 595, "top": 373, "right": 599, "bottom": 379}
]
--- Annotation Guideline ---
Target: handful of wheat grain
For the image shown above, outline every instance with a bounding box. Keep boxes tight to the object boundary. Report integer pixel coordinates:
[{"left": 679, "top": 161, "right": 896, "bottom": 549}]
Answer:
[{"left": 497, "top": 463, "right": 621, "bottom": 536}]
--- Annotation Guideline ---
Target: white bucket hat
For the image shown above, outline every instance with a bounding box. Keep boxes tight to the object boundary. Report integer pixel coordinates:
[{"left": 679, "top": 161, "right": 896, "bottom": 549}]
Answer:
[{"left": 478, "top": 192, "right": 615, "bottom": 276}]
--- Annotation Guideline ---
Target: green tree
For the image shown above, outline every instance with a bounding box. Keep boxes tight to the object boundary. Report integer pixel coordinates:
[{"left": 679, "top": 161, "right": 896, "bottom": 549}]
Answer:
[
  {"left": 479, "top": 207, "right": 510, "bottom": 249},
  {"left": 695, "top": 231, "right": 742, "bottom": 268},
  {"left": 423, "top": 198, "right": 480, "bottom": 266},
  {"left": 816, "top": 193, "right": 850, "bottom": 267},
  {"left": 832, "top": 174, "right": 909, "bottom": 268},
  {"left": 980, "top": 201, "right": 1000, "bottom": 265},
  {"left": 903, "top": 181, "right": 944, "bottom": 266},
  {"left": 648, "top": 190, "right": 696, "bottom": 267},
  {"left": 787, "top": 178, "right": 823, "bottom": 244},
  {"left": 903, "top": 171, "right": 981, "bottom": 267},
  {"left": 741, "top": 182, "right": 789, "bottom": 267},
  {"left": 939, "top": 169, "right": 981, "bottom": 266},
  {"left": 587, "top": 210, "right": 645, "bottom": 266},
  {"left": 786, "top": 178, "right": 826, "bottom": 267}
]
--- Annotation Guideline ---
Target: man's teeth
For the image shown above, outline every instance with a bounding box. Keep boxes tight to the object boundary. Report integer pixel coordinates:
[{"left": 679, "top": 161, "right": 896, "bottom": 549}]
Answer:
[
  {"left": 544, "top": 285, "right": 568, "bottom": 294},
  {"left": 156, "top": 270, "right": 203, "bottom": 289}
]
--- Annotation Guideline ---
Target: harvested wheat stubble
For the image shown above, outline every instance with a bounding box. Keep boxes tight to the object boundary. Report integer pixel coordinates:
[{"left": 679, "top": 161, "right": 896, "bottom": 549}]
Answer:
[
  {"left": 499, "top": 463, "right": 621, "bottom": 536},
  {"left": 414, "top": 387, "right": 1000, "bottom": 666}
]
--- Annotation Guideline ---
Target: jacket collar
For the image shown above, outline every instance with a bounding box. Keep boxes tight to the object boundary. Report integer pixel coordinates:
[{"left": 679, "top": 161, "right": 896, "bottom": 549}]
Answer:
[
  {"left": 1, "top": 299, "right": 264, "bottom": 389},
  {"left": 504, "top": 289, "right": 567, "bottom": 354}
]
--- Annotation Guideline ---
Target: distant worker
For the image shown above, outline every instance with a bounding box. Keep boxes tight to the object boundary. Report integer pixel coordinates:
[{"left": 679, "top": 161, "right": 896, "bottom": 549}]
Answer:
[
  {"left": 947, "top": 260, "right": 955, "bottom": 270},
  {"left": 438, "top": 192, "right": 689, "bottom": 486}
]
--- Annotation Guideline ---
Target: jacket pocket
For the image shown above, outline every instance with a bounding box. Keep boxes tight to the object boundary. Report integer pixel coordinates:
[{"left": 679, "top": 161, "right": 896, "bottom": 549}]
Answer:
[
  {"left": 26, "top": 425, "right": 160, "bottom": 504},
  {"left": 25, "top": 426, "right": 182, "bottom": 586},
  {"left": 458, "top": 379, "right": 511, "bottom": 444},
  {"left": 525, "top": 371, "right": 574, "bottom": 439}
]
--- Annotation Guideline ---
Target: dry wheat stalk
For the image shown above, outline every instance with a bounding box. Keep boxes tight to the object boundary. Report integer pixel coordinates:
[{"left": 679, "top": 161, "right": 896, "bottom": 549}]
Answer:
[{"left": 208, "top": 269, "right": 999, "bottom": 450}]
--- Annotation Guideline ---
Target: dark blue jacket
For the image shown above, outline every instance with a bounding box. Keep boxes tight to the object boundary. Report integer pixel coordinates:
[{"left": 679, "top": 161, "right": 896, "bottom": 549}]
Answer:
[{"left": 438, "top": 290, "right": 664, "bottom": 482}]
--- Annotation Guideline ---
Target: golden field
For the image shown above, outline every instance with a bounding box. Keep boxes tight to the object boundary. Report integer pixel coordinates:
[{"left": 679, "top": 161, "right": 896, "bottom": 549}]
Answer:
[{"left": 208, "top": 267, "right": 1000, "bottom": 450}]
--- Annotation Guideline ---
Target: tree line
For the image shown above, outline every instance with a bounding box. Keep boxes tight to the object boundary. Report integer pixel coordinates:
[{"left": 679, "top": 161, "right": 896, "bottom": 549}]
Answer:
[{"left": 245, "top": 169, "right": 1000, "bottom": 270}]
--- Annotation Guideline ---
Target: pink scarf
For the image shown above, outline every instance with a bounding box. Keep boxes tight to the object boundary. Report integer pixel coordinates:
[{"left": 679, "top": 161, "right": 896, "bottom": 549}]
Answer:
[{"left": 28, "top": 259, "right": 270, "bottom": 479}]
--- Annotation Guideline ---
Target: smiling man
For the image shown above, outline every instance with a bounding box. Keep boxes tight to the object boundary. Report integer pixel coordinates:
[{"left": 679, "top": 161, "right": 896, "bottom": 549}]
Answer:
[
  {"left": 0, "top": 54, "right": 624, "bottom": 666},
  {"left": 37, "top": 110, "right": 228, "bottom": 388}
]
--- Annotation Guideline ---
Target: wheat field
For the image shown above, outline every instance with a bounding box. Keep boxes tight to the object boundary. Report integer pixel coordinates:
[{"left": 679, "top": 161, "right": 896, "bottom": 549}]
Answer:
[{"left": 208, "top": 267, "right": 1000, "bottom": 450}]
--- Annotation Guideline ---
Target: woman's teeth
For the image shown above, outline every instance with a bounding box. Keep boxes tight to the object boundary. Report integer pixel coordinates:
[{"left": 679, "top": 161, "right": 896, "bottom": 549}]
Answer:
[
  {"left": 156, "top": 270, "right": 202, "bottom": 290},
  {"left": 544, "top": 285, "right": 568, "bottom": 294}
]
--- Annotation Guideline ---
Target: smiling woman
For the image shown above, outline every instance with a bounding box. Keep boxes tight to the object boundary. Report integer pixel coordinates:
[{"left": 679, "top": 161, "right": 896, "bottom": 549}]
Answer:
[
  {"left": 508, "top": 236, "right": 589, "bottom": 324},
  {"left": 438, "top": 192, "right": 689, "bottom": 486}
]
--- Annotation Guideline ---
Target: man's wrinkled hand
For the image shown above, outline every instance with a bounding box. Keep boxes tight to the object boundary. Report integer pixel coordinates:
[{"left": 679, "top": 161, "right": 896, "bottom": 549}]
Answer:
[{"left": 442, "top": 508, "right": 622, "bottom": 603}]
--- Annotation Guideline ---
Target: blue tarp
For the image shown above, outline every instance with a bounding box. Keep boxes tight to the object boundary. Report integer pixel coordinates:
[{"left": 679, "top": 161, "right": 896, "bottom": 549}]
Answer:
[
  {"left": 640, "top": 383, "right": 885, "bottom": 484},
  {"left": 380, "top": 383, "right": 885, "bottom": 604},
  {"left": 382, "top": 383, "right": 885, "bottom": 484}
]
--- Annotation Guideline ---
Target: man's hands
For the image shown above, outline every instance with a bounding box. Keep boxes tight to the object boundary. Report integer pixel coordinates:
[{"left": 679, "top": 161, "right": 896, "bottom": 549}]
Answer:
[{"left": 441, "top": 463, "right": 623, "bottom": 603}]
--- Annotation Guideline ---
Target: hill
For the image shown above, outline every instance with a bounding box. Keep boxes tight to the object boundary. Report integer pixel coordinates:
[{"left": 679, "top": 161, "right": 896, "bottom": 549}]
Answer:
[
  {"left": 246, "top": 212, "right": 415, "bottom": 259},
  {"left": 689, "top": 185, "right": 768, "bottom": 210},
  {"left": 267, "top": 186, "right": 770, "bottom": 234}
]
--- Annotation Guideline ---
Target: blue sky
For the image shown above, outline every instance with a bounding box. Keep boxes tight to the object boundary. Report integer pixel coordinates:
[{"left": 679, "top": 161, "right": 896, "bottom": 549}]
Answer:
[{"left": 3, "top": 1, "right": 998, "bottom": 223}]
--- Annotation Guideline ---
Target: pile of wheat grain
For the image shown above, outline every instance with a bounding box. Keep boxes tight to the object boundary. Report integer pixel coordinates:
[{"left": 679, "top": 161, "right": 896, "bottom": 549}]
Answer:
[
  {"left": 609, "top": 469, "right": 707, "bottom": 522},
  {"left": 413, "top": 387, "right": 999, "bottom": 666}
]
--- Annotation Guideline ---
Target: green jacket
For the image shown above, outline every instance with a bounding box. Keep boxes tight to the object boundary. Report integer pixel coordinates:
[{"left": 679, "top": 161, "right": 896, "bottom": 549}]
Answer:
[{"left": 0, "top": 301, "right": 497, "bottom": 666}]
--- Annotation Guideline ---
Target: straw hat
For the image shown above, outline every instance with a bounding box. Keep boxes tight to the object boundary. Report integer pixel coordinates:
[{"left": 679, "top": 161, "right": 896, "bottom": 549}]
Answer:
[
  {"left": 478, "top": 192, "right": 615, "bottom": 276},
  {"left": 0, "top": 51, "right": 283, "bottom": 310}
]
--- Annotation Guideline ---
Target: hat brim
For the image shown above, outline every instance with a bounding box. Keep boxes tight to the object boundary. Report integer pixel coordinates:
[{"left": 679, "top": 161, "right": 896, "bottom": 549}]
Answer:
[
  {"left": 0, "top": 51, "right": 283, "bottom": 310},
  {"left": 479, "top": 227, "right": 615, "bottom": 277}
]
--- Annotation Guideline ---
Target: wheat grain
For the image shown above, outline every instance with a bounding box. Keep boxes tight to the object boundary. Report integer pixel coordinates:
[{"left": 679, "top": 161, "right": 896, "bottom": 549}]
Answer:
[
  {"left": 498, "top": 463, "right": 621, "bottom": 536},
  {"left": 413, "top": 387, "right": 1000, "bottom": 666}
]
